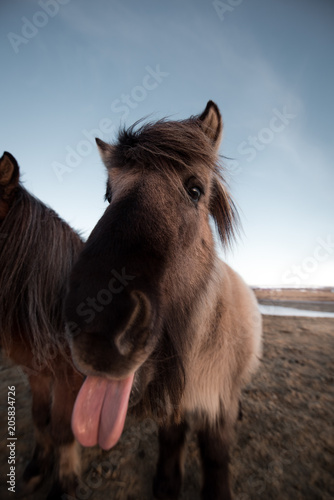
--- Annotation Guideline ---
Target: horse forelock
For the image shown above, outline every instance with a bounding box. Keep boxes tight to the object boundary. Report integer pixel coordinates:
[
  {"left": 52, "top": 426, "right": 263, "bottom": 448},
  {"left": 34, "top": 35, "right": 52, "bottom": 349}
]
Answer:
[{"left": 113, "top": 118, "right": 216, "bottom": 171}]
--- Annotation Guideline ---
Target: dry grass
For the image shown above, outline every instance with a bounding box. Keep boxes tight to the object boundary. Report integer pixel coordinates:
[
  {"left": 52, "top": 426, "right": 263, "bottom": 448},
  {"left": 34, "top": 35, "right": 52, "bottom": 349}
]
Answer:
[{"left": 0, "top": 313, "right": 333, "bottom": 499}]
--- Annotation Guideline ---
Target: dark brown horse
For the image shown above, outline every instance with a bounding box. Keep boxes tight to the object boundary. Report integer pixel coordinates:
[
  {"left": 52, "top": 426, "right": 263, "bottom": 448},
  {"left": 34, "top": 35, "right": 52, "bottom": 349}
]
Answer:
[
  {"left": 0, "top": 152, "right": 84, "bottom": 499},
  {"left": 66, "top": 101, "right": 262, "bottom": 499}
]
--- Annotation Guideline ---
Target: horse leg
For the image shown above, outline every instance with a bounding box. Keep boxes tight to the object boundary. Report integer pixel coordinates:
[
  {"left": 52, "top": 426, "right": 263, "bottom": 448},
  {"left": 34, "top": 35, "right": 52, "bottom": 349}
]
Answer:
[
  {"left": 197, "top": 419, "right": 232, "bottom": 500},
  {"left": 19, "top": 372, "right": 54, "bottom": 495},
  {"left": 46, "top": 367, "right": 83, "bottom": 500},
  {"left": 153, "top": 421, "right": 188, "bottom": 500}
]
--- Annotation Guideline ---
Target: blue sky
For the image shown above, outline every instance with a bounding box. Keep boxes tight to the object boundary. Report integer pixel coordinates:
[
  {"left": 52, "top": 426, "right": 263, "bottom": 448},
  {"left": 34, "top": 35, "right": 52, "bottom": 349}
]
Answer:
[{"left": 1, "top": 0, "right": 333, "bottom": 286}]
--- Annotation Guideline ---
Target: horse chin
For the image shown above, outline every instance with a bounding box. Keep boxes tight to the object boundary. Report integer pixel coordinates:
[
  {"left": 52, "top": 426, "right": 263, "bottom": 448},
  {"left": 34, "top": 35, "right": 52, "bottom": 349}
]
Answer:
[{"left": 128, "top": 361, "right": 155, "bottom": 409}]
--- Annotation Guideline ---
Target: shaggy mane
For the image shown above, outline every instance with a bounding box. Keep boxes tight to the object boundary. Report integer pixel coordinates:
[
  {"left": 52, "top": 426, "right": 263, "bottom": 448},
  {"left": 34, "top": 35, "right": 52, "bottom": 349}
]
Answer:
[{"left": 0, "top": 185, "right": 83, "bottom": 365}]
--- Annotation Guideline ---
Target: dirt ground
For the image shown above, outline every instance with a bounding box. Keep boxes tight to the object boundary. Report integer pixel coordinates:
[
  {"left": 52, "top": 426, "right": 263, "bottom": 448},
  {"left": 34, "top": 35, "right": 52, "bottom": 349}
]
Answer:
[{"left": 1, "top": 312, "right": 333, "bottom": 500}]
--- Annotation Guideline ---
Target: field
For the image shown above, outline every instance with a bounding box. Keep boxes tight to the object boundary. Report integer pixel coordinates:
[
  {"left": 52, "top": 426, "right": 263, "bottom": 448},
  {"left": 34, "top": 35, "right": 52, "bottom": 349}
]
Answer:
[
  {"left": 254, "top": 287, "right": 334, "bottom": 312},
  {"left": 0, "top": 288, "right": 333, "bottom": 499}
]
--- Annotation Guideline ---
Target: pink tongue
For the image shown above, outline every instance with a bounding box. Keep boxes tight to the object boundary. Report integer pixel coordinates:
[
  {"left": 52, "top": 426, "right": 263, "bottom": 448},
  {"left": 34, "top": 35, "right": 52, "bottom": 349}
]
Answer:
[{"left": 72, "top": 373, "right": 134, "bottom": 450}]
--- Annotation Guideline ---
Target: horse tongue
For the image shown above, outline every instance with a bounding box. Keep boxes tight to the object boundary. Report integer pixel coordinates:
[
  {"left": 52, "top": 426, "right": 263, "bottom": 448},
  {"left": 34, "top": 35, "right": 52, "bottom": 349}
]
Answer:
[
  {"left": 72, "top": 373, "right": 134, "bottom": 450},
  {"left": 99, "top": 372, "right": 134, "bottom": 450},
  {"left": 71, "top": 376, "right": 108, "bottom": 447}
]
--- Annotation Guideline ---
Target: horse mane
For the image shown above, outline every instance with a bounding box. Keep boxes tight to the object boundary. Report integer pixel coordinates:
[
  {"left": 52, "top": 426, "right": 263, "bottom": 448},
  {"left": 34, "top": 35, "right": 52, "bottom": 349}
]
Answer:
[
  {"left": 109, "top": 117, "right": 239, "bottom": 247},
  {"left": 0, "top": 185, "right": 83, "bottom": 365}
]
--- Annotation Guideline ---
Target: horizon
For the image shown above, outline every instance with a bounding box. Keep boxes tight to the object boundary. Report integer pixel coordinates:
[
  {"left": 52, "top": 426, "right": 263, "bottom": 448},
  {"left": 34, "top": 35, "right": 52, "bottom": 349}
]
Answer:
[{"left": 251, "top": 285, "right": 334, "bottom": 290}]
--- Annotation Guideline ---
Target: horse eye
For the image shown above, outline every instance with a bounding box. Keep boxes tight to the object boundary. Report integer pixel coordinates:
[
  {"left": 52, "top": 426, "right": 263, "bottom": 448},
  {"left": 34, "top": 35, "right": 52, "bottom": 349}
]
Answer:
[{"left": 188, "top": 186, "right": 202, "bottom": 202}]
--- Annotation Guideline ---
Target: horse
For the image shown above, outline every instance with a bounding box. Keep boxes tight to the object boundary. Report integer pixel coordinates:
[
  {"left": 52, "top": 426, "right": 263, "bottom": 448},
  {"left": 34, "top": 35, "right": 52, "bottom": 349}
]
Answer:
[
  {"left": 0, "top": 151, "right": 84, "bottom": 499},
  {"left": 65, "top": 101, "right": 262, "bottom": 499}
]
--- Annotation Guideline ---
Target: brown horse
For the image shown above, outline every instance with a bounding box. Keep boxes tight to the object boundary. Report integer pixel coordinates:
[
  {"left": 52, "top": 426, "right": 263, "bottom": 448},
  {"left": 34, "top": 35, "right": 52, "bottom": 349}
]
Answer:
[
  {"left": 65, "top": 101, "right": 262, "bottom": 499},
  {"left": 0, "top": 152, "right": 84, "bottom": 499}
]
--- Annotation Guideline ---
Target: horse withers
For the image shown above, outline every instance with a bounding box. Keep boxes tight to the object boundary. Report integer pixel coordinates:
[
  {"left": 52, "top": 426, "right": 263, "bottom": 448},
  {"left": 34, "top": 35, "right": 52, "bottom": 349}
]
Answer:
[
  {"left": 65, "top": 101, "right": 262, "bottom": 499},
  {"left": 0, "top": 152, "right": 84, "bottom": 499}
]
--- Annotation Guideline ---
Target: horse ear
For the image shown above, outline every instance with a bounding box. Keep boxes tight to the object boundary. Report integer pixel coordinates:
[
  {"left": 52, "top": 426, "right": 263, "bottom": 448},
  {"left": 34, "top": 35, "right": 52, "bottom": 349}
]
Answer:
[
  {"left": 198, "top": 101, "right": 223, "bottom": 150},
  {"left": 95, "top": 138, "right": 114, "bottom": 167},
  {"left": 210, "top": 176, "right": 239, "bottom": 247},
  {"left": 0, "top": 152, "right": 19, "bottom": 187}
]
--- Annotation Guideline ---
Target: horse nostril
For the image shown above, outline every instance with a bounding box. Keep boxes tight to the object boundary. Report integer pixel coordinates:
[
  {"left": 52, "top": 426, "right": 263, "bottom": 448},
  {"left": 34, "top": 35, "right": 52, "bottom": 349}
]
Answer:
[{"left": 115, "top": 290, "right": 152, "bottom": 356}]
